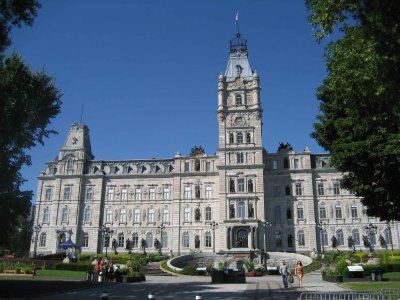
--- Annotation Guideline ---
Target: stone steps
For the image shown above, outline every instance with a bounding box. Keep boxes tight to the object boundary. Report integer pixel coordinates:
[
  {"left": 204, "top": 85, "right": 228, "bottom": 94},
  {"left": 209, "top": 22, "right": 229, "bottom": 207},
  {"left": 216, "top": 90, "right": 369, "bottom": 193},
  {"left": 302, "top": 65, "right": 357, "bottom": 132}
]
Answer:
[{"left": 144, "top": 262, "right": 174, "bottom": 276}]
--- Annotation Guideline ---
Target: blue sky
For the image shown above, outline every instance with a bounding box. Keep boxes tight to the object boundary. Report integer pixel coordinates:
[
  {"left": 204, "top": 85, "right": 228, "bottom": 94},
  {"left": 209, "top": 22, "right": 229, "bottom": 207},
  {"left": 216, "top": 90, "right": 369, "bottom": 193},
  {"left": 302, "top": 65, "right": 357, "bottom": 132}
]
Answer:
[{"left": 10, "top": 1, "right": 329, "bottom": 200}]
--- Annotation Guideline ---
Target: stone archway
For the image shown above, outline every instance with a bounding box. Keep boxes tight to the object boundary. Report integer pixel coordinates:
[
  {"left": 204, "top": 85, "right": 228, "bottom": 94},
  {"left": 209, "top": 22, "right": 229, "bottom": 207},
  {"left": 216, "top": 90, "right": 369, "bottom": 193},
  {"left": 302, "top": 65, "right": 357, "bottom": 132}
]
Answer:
[{"left": 235, "top": 228, "right": 248, "bottom": 247}]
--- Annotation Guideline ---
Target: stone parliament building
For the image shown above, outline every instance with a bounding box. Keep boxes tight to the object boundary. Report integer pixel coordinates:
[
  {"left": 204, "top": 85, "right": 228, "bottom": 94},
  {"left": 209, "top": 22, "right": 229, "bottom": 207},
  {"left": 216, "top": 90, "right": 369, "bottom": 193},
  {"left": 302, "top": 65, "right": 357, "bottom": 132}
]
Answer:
[{"left": 30, "top": 31, "right": 399, "bottom": 257}]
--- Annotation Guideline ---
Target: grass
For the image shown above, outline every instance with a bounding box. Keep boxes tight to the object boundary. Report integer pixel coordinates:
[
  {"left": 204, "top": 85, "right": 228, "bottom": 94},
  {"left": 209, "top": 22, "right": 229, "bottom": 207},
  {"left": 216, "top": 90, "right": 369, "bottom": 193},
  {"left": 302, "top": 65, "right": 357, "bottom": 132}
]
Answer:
[
  {"left": 35, "top": 269, "right": 86, "bottom": 278},
  {"left": 384, "top": 272, "right": 400, "bottom": 279},
  {"left": 340, "top": 282, "right": 400, "bottom": 291}
]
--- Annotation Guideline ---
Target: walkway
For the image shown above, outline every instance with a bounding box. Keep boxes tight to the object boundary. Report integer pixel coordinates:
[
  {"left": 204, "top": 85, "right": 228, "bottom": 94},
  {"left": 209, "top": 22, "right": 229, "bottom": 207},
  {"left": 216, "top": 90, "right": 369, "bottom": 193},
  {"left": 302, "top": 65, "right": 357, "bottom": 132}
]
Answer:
[{"left": 31, "top": 272, "right": 347, "bottom": 300}]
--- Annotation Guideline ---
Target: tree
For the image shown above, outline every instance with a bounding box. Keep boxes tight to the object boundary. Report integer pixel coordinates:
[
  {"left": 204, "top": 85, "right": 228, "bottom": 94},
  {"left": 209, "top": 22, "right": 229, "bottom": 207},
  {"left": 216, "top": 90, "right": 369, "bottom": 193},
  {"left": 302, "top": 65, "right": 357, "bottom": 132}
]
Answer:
[
  {"left": 0, "top": 0, "right": 62, "bottom": 250},
  {"left": 306, "top": 0, "right": 400, "bottom": 221}
]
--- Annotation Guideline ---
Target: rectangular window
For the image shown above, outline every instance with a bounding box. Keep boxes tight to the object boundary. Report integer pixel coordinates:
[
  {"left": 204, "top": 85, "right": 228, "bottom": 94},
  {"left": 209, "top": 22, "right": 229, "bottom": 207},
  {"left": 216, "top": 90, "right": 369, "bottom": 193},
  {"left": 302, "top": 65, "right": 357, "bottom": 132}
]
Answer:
[
  {"left": 119, "top": 208, "right": 126, "bottom": 223},
  {"left": 61, "top": 208, "right": 69, "bottom": 223},
  {"left": 205, "top": 207, "right": 212, "bottom": 221},
  {"left": 135, "top": 188, "right": 141, "bottom": 201},
  {"left": 43, "top": 209, "right": 50, "bottom": 223},
  {"left": 335, "top": 205, "right": 342, "bottom": 219},
  {"left": 184, "top": 162, "right": 190, "bottom": 172},
  {"left": 184, "top": 186, "right": 191, "bottom": 199},
  {"left": 106, "top": 209, "right": 112, "bottom": 223},
  {"left": 333, "top": 182, "right": 340, "bottom": 195},
  {"left": 205, "top": 186, "right": 212, "bottom": 199},
  {"left": 298, "top": 231, "right": 305, "bottom": 246},
  {"left": 121, "top": 188, "right": 128, "bottom": 201},
  {"left": 238, "top": 201, "right": 246, "bottom": 218},
  {"left": 238, "top": 179, "right": 245, "bottom": 192},
  {"left": 106, "top": 187, "right": 114, "bottom": 201},
  {"left": 237, "top": 153, "right": 244, "bottom": 164},
  {"left": 206, "top": 161, "right": 211, "bottom": 172},
  {"left": 205, "top": 233, "right": 212, "bottom": 247},
  {"left": 351, "top": 205, "right": 358, "bottom": 218},
  {"left": 163, "top": 208, "right": 169, "bottom": 222},
  {"left": 83, "top": 234, "right": 89, "bottom": 247},
  {"left": 317, "top": 182, "right": 324, "bottom": 196},
  {"left": 148, "top": 208, "right": 155, "bottom": 223},
  {"left": 40, "top": 233, "right": 46, "bottom": 247},
  {"left": 133, "top": 209, "right": 140, "bottom": 223},
  {"left": 149, "top": 188, "right": 156, "bottom": 200},
  {"left": 319, "top": 206, "right": 327, "bottom": 219},
  {"left": 274, "top": 205, "right": 281, "bottom": 224},
  {"left": 272, "top": 160, "right": 278, "bottom": 170},
  {"left": 163, "top": 187, "right": 170, "bottom": 200},
  {"left": 297, "top": 205, "right": 304, "bottom": 219},
  {"left": 85, "top": 186, "right": 93, "bottom": 201},
  {"left": 295, "top": 182, "right": 302, "bottom": 196},
  {"left": 184, "top": 207, "right": 190, "bottom": 222},
  {"left": 294, "top": 158, "right": 299, "bottom": 169},
  {"left": 183, "top": 234, "right": 189, "bottom": 248},
  {"left": 63, "top": 187, "right": 71, "bottom": 200},
  {"left": 45, "top": 188, "right": 52, "bottom": 201},
  {"left": 84, "top": 208, "right": 91, "bottom": 223}
]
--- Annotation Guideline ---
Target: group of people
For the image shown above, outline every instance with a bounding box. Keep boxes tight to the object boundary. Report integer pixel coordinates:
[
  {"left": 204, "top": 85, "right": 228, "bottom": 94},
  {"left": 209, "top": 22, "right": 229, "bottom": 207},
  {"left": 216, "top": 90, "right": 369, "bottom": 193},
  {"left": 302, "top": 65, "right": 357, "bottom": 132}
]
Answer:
[
  {"left": 93, "top": 257, "right": 118, "bottom": 282},
  {"left": 279, "top": 260, "right": 304, "bottom": 288}
]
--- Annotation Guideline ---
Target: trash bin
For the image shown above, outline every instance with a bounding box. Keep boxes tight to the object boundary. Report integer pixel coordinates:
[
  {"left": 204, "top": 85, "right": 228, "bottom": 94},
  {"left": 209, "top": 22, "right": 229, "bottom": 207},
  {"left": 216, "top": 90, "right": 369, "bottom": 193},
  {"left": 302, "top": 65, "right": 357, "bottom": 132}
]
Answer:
[
  {"left": 371, "top": 270, "right": 382, "bottom": 281},
  {"left": 86, "top": 270, "right": 93, "bottom": 281}
]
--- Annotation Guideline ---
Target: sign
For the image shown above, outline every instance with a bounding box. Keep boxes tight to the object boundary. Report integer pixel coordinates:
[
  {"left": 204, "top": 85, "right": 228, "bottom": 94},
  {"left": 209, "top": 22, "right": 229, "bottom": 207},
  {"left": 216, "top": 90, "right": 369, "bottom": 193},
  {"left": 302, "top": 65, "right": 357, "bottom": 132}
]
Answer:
[{"left": 347, "top": 266, "right": 364, "bottom": 272}]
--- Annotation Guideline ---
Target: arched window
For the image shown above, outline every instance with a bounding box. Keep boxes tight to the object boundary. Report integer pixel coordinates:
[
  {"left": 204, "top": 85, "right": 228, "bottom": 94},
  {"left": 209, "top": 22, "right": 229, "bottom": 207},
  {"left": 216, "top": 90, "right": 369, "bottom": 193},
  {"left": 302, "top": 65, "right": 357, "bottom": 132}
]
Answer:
[
  {"left": 288, "top": 234, "right": 294, "bottom": 248},
  {"left": 229, "top": 133, "right": 234, "bottom": 143},
  {"left": 132, "top": 233, "right": 139, "bottom": 248},
  {"left": 43, "top": 208, "right": 50, "bottom": 223},
  {"left": 161, "top": 231, "right": 168, "bottom": 248},
  {"left": 286, "top": 208, "right": 292, "bottom": 219},
  {"left": 336, "top": 229, "right": 344, "bottom": 246},
  {"left": 61, "top": 207, "right": 69, "bottom": 223},
  {"left": 285, "top": 186, "right": 291, "bottom": 196},
  {"left": 276, "top": 231, "right": 282, "bottom": 247},
  {"left": 39, "top": 233, "right": 46, "bottom": 247},
  {"left": 352, "top": 229, "right": 360, "bottom": 245},
  {"left": 237, "top": 132, "right": 243, "bottom": 143},
  {"left": 283, "top": 158, "right": 289, "bottom": 169},
  {"left": 235, "top": 94, "right": 242, "bottom": 105},
  {"left": 118, "top": 233, "right": 124, "bottom": 247},
  {"left": 248, "top": 179, "right": 254, "bottom": 192},
  {"left": 205, "top": 232, "right": 212, "bottom": 247},
  {"left": 246, "top": 132, "right": 251, "bottom": 143},
  {"left": 297, "top": 231, "right": 305, "bottom": 246},
  {"left": 146, "top": 232, "right": 153, "bottom": 248},
  {"left": 205, "top": 207, "right": 212, "bottom": 221},
  {"left": 182, "top": 232, "right": 189, "bottom": 248}
]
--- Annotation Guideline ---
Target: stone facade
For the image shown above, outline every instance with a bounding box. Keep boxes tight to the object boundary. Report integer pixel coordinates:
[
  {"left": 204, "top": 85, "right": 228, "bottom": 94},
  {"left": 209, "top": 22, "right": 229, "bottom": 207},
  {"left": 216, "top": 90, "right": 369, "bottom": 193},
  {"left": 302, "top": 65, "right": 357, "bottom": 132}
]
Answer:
[{"left": 30, "top": 32, "right": 399, "bottom": 257}]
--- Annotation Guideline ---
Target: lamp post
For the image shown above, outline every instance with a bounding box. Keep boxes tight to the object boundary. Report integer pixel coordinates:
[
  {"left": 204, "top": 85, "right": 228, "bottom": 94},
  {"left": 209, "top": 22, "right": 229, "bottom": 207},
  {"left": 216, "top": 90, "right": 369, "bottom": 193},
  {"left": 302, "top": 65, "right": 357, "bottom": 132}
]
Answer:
[
  {"left": 317, "top": 221, "right": 326, "bottom": 253},
  {"left": 262, "top": 220, "right": 272, "bottom": 252},
  {"left": 210, "top": 221, "right": 218, "bottom": 253},
  {"left": 157, "top": 223, "right": 165, "bottom": 254},
  {"left": 99, "top": 225, "right": 114, "bottom": 258},
  {"left": 365, "top": 222, "right": 377, "bottom": 252},
  {"left": 32, "top": 224, "right": 42, "bottom": 258}
]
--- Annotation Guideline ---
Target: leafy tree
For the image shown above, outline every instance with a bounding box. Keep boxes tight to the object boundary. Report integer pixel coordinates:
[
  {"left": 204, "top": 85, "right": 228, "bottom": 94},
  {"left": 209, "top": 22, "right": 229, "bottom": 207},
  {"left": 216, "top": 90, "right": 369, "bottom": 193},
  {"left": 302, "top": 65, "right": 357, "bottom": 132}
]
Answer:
[
  {"left": 306, "top": 0, "right": 400, "bottom": 221},
  {"left": 0, "top": 0, "right": 62, "bottom": 250}
]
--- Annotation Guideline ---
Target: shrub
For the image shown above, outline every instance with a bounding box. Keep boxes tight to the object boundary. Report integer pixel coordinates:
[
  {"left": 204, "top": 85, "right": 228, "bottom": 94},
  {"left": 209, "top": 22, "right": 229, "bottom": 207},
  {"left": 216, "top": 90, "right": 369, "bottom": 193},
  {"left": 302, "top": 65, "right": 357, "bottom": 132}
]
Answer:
[
  {"left": 180, "top": 265, "right": 198, "bottom": 275},
  {"left": 304, "top": 259, "right": 322, "bottom": 273},
  {"left": 336, "top": 256, "right": 350, "bottom": 278}
]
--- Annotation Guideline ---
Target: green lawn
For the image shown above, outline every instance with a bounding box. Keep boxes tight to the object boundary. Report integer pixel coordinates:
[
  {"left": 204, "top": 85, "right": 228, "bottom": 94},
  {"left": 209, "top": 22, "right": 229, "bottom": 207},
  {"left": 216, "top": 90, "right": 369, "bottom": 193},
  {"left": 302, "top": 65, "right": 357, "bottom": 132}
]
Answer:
[
  {"left": 340, "top": 282, "right": 400, "bottom": 291},
  {"left": 35, "top": 269, "right": 86, "bottom": 278},
  {"left": 384, "top": 272, "right": 400, "bottom": 279}
]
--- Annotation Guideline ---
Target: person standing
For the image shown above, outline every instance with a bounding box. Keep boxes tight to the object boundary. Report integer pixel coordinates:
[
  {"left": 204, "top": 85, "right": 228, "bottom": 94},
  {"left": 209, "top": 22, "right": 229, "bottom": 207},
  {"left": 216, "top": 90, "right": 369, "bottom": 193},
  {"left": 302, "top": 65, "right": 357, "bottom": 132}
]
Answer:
[
  {"left": 279, "top": 260, "right": 290, "bottom": 288},
  {"left": 295, "top": 261, "right": 304, "bottom": 288}
]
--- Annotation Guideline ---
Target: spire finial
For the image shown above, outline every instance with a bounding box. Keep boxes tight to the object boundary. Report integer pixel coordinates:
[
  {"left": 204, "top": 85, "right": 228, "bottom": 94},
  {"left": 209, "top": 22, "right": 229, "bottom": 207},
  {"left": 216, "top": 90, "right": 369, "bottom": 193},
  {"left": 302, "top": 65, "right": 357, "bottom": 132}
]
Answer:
[{"left": 235, "top": 10, "right": 240, "bottom": 35}]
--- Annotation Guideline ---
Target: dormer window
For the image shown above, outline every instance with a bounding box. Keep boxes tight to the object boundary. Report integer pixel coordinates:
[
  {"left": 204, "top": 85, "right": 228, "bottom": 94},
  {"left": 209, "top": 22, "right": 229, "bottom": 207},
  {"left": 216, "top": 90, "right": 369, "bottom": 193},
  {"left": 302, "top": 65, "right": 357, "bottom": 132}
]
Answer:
[{"left": 235, "top": 94, "right": 242, "bottom": 105}]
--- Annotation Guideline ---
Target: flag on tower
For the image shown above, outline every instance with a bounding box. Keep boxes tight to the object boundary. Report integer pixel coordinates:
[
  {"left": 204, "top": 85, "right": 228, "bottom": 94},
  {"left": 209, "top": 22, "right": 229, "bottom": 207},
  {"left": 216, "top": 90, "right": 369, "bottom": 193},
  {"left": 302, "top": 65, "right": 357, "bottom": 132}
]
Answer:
[{"left": 235, "top": 11, "right": 239, "bottom": 24}]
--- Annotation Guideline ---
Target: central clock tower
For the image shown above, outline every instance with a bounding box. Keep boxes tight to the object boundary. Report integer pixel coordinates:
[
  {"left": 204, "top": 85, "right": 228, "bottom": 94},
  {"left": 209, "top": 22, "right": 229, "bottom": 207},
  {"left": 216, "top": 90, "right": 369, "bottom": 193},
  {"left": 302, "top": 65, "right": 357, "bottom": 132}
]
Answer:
[{"left": 217, "top": 31, "right": 266, "bottom": 252}]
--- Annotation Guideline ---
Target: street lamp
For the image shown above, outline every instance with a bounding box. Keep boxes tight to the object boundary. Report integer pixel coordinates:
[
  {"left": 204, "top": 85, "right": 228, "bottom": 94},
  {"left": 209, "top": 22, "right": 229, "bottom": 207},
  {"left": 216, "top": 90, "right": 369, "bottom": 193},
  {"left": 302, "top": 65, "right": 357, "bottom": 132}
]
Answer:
[
  {"left": 99, "top": 225, "right": 114, "bottom": 258},
  {"left": 365, "top": 222, "right": 377, "bottom": 252},
  {"left": 157, "top": 223, "right": 165, "bottom": 254},
  {"left": 210, "top": 221, "right": 218, "bottom": 253},
  {"left": 317, "top": 221, "right": 326, "bottom": 253},
  {"left": 262, "top": 220, "right": 272, "bottom": 252},
  {"left": 32, "top": 224, "right": 42, "bottom": 258}
]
